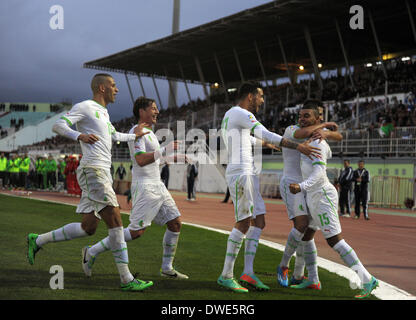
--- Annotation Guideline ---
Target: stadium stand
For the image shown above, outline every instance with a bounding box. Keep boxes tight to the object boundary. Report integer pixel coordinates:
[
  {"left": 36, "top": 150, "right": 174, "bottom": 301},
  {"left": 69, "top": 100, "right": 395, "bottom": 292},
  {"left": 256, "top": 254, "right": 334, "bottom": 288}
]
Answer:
[
  {"left": 0, "top": 112, "right": 55, "bottom": 132},
  {"left": 16, "top": 55, "right": 416, "bottom": 161}
]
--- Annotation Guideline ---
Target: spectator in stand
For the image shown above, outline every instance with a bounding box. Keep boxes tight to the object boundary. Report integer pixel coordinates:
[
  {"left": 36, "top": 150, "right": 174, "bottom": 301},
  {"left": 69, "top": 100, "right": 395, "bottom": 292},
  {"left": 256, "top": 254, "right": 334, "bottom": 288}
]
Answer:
[{"left": 378, "top": 116, "right": 395, "bottom": 138}]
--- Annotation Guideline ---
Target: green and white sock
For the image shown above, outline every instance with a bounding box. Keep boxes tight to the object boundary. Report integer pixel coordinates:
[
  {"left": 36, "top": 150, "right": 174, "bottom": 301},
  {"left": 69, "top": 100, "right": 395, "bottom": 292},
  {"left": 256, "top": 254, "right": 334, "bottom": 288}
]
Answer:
[
  {"left": 161, "top": 229, "right": 180, "bottom": 271},
  {"left": 303, "top": 239, "right": 319, "bottom": 283},
  {"left": 243, "top": 226, "right": 261, "bottom": 275},
  {"left": 108, "top": 227, "right": 133, "bottom": 284},
  {"left": 36, "top": 223, "right": 88, "bottom": 247},
  {"left": 293, "top": 241, "right": 306, "bottom": 279},
  {"left": 89, "top": 227, "right": 132, "bottom": 257},
  {"left": 221, "top": 228, "right": 244, "bottom": 279},
  {"left": 333, "top": 239, "right": 372, "bottom": 284},
  {"left": 280, "top": 227, "right": 304, "bottom": 268}
]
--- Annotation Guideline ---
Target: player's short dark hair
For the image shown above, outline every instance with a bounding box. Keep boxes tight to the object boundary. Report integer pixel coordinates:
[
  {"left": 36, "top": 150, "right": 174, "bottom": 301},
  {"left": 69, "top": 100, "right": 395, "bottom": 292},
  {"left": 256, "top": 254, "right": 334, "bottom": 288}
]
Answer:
[
  {"left": 358, "top": 159, "right": 365, "bottom": 164},
  {"left": 133, "top": 96, "right": 155, "bottom": 121},
  {"left": 301, "top": 99, "right": 322, "bottom": 118},
  {"left": 93, "top": 73, "right": 112, "bottom": 79},
  {"left": 344, "top": 159, "right": 350, "bottom": 163},
  {"left": 91, "top": 73, "right": 113, "bottom": 92},
  {"left": 237, "top": 82, "right": 262, "bottom": 100}
]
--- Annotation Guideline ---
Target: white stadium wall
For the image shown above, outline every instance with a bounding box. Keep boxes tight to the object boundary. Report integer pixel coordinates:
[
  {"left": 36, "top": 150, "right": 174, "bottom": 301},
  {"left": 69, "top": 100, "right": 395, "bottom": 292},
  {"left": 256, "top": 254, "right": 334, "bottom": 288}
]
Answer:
[{"left": 166, "top": 163, "right": 227, "bottom": 194}]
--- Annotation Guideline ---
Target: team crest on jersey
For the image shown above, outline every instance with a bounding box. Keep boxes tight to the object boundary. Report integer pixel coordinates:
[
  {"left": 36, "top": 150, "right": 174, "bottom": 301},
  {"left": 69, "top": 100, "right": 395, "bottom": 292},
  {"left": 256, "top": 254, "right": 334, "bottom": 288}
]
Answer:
[{"left": 248, "top": 115, "right": 256, "bottom": 123}]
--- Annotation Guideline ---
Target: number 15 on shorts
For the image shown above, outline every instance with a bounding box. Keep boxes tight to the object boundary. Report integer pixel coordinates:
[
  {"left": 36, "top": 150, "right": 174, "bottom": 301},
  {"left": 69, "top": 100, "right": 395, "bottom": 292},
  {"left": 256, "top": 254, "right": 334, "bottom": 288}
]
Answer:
[{"left": 318, "top": 213, "right": 330, "bottom": 226}]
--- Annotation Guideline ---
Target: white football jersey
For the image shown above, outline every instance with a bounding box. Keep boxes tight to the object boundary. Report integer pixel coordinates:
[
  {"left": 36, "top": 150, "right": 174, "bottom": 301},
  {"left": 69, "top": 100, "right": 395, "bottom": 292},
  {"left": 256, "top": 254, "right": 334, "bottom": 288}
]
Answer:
[
  {"left": 57, "top": 99, "right": 136, "bottom": 169},
  {"left": 281, "top": 124, "right": 305, "bottom": 183},
  {"left": 128, "top": 125, "right": 161, "bottom": 184},
  {"left": 221, "top": 106, "right": 261, "bottom": 177},
  {"left": 300, "top": 139, "right": 332, "bottom": 193}
]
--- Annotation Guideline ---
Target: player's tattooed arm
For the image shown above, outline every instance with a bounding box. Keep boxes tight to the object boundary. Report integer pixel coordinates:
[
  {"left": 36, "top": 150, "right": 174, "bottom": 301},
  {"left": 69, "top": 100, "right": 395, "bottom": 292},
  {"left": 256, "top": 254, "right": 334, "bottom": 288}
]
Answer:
[
  {"left": 279, "top": 138, "right": 299, "bottom": 150},
  {"left": 280, "top": 138, "right": 322, "bottom": 160}
]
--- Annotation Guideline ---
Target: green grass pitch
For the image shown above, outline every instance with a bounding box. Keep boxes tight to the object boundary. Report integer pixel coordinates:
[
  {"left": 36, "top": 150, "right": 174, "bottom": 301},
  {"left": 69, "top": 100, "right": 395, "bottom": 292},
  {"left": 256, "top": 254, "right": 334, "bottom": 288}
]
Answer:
[{"left": 0, "top": 194, "right": 377, "bottom": 300}]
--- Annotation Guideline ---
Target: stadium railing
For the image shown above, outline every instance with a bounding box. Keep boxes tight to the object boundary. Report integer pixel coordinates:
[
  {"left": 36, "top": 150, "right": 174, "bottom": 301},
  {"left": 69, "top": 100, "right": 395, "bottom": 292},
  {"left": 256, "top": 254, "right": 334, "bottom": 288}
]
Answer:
[
  {"left": 326, "top": 127, "right": 416, "bottom": 158},
  {"left": 328, "top": 137, "right": 416, "bottom": 158},
  {"left": 370, "top": 176, "right": 414, "bottom": 208}
]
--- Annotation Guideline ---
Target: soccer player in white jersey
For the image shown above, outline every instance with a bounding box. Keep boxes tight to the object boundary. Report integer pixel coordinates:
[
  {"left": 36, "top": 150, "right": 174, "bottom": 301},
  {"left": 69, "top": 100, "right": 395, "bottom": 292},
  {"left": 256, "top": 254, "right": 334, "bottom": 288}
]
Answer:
[
  {"left": 83, "top": 97, "right": 189, "bottom": 280},
  {"left": 288, "top": 104, "right": 379, "bottom": 299},
  {"left": 277, "top": 100, "right": 342, "bottom": 287},
  {"left": 217, "top": 82, "right": 321, "bottom": 293},
  {"left": 26, "top": 73, "right": 153, "bottom": 292}
]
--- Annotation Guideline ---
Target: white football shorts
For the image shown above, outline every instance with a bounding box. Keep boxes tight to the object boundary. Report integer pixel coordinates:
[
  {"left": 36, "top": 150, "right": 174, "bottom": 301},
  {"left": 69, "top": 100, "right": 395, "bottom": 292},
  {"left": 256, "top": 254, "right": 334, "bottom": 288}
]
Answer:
[
  {"left": 280, "top": 176, "right": 309, "bottom": 220},
  {"left": 128, "top": 181, "right": 181, "bottom": 230},
  {"left": 76, "top": 167, "right": 119, "bottom": 219},
  {"left": 306, "top": 184, "right": 342, "bottom": 239},
  {"left": 226, "top": 174, "right": 258, "bottom": 222}
]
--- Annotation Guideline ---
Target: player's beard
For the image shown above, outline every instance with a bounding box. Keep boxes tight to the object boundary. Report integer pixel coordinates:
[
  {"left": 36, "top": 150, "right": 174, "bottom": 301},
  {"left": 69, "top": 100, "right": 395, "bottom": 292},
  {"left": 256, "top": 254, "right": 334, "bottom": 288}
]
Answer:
[
  {"left": 251, "top": 101, "right": 260, "bottom": 115},
  {"left": 106, "top": 89, "right": 116, "bottom": 104}
]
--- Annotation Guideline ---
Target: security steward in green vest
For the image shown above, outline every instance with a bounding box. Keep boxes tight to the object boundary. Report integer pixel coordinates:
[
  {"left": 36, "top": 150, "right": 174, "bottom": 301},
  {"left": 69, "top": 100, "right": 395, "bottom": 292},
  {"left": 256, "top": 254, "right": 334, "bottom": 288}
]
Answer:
[
  {"left": 0, "top": 153, "right": 8, "bottom": 188},
  {"left": 35, "top": 156, "right": 45, "bottom": 189},
  {"left": 19, "top": 154, "right": 30, "bottom": 189},
  {"left": 8, "top": 154, "right": 21, "bottom": 188},
  {"left": 46, "top": 155, "right": 57, "bottom": 189}
]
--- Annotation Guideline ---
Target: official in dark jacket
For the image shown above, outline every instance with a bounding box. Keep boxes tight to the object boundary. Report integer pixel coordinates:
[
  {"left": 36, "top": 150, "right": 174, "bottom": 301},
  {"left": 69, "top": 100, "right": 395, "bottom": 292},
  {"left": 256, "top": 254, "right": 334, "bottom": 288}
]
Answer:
[
  {"left": 186, "top": 163, "right": 198, "bottom": 201},
  {"left": 338, "top": 159, "right": 354, "bottom": 217},
  {"left": 161, "top": 163, "right": 170, "bottom": 188},
  {"left": 353, "top": 160, "right": 370, "bottom": 220}
]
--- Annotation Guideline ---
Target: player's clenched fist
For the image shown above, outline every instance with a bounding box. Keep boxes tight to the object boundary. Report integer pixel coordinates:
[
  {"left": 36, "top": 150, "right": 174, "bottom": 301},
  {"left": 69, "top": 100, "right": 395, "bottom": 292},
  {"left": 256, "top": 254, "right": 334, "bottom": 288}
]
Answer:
[
  {"left": 289, "top": 183, "right": 301, "bottom": 194},
  {"left": 77, "top": 133, "right": 99, "bottom": 144}
]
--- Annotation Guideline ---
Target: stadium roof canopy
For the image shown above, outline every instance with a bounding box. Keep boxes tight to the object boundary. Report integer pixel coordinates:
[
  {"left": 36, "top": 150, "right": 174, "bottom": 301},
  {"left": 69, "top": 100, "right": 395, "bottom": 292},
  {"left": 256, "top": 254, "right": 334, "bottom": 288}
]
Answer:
[{"left": 84, "top": 0, "right": 416, "bottom": 86}]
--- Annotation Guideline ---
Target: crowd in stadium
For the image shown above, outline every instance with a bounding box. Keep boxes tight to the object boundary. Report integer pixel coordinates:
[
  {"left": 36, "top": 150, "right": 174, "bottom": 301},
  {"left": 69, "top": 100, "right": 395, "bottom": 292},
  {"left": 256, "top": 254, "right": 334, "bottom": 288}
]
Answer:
[
  {"left": 2, "top": 58, "right": 416, "bottom": 157},
  {"left": 0, "top": 103, "right": 64, "bottom": 113},
  {"left": 113, "top": 58, "right": 416, "bottom": 135},
  {"left": 23, "top": 135, "right": 74, "bottom": 151},
  {"left": 9, "top": 103, "right": 31, "bottom": 112}
]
